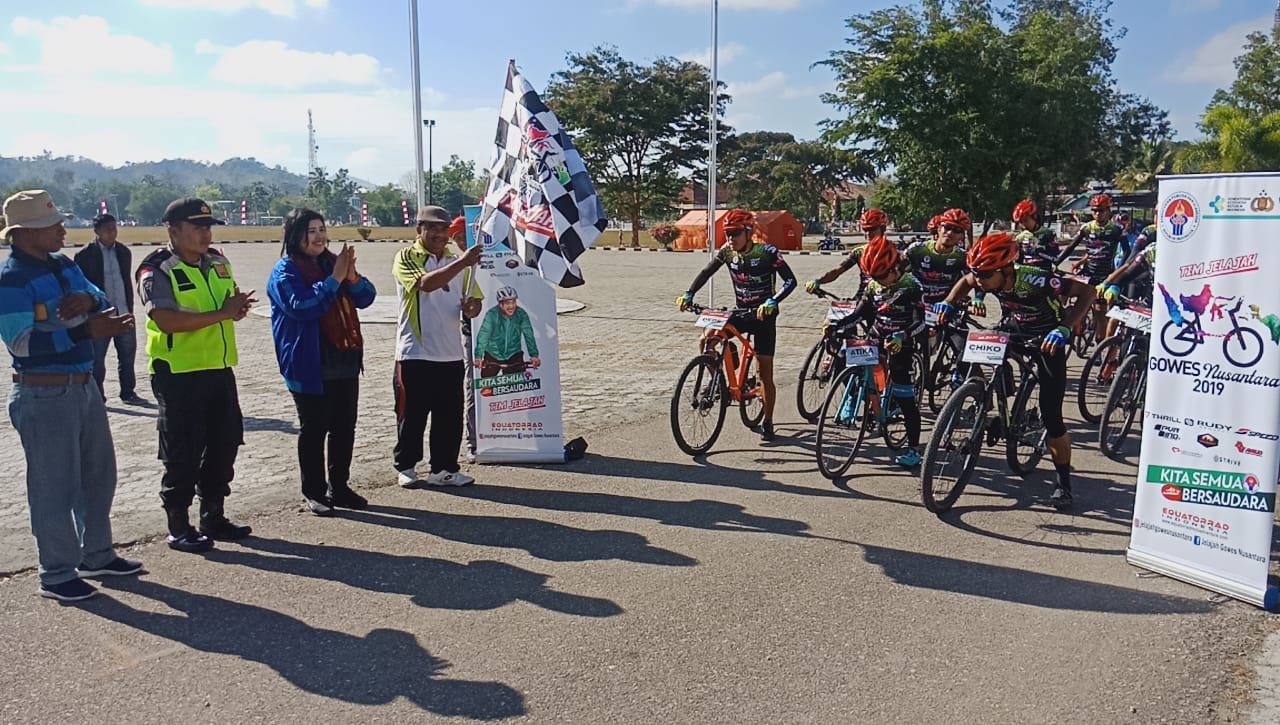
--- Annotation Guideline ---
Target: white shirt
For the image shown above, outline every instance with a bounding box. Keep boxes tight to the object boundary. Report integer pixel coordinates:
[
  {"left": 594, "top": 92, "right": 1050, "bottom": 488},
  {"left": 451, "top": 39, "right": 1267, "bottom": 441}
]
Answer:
[
  {"left": 98, "top": 241, "right": 129, "bottom": 312},
  {"left": 395, "top": 251, "right": 466, "bottom": 362}
]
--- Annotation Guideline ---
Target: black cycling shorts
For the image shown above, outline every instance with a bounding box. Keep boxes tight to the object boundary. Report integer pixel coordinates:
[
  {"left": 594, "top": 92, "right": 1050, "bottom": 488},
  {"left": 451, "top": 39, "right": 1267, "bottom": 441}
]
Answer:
[{"left": 729, "top": 312, "right": 778, "bottom": 357}]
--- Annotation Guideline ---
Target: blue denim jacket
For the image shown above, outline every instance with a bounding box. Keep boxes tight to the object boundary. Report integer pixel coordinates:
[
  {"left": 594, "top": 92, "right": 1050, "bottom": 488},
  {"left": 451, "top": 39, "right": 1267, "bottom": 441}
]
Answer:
[{"left": 0, "top": 248, "right": 107, "bottom": 373}]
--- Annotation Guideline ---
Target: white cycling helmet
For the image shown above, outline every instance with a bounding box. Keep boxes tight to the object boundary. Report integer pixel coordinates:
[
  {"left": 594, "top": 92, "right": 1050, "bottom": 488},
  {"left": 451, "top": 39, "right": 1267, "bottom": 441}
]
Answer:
[{"left": 496, "top": 286, "right": 518, "bottom": 301}]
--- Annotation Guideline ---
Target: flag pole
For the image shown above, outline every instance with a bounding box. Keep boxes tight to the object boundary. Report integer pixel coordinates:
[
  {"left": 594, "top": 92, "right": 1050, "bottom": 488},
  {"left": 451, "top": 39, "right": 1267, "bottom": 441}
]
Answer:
[
  {"left": 408, "top": 0, "right": 426, "bottom": 210},
  {"left": 706, "top": 0, "right": 719, "bottom": 307}
]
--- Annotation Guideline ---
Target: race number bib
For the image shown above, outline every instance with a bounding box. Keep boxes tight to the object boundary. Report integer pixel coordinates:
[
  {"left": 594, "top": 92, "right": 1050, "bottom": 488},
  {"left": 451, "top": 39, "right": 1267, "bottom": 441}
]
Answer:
[
  {"left": 695, "top": 310, "right": 731, "bottom": 329},
  {"left": 1106, "top": 305, "right": 1152, "bottom": 332},
  {"left": 924, "top": 308, "right": 940, "bottom": 327},
  {"left": 844, "top": 340, "right": 880, "bottom": 366},
  {"left": 962, "top": 330, "right": 1010, "bottom": 364},
  {"left": 827, "top": 301, "right": 857, "bottom": 322}
]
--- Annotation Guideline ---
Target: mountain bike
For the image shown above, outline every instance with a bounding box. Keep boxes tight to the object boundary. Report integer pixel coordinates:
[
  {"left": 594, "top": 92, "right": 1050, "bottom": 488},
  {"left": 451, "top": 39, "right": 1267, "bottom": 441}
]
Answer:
[
  {"left": 919, "top": 327, "right": 1050, "bottom": 514},
  {"left": 1098, "top": 296, "right": 1152, "bottom": 459},
  {"left": 921, "top": 306, "right": 987, "bottom": 413},
  {"left": 1077, "top": 298, "right": 1151, "bottom": 424},
  {"left": 814, "top": 331, "right": 910, "bottom": 479},
  {"left": 670, "top": 304, "right": 765, "bottom": 456},
  {"left": 796, "top": 290, "right": 861, "bottom": 423}
]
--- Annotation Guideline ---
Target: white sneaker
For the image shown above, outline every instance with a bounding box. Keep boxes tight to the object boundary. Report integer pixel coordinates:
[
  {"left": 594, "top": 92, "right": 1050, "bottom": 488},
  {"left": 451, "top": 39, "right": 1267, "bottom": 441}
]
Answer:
[
  {"left": 425, "top": 471, "right": 474, "bottom": 487},
  {"left": 396, "top": 469, "right": 420, "bottom": 488}
]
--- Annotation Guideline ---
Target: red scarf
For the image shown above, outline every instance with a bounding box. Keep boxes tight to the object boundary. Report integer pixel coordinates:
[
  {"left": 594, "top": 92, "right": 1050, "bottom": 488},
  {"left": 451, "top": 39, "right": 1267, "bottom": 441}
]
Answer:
[{"left": 293, "top": 252, "right": 363, "bottom": 352}]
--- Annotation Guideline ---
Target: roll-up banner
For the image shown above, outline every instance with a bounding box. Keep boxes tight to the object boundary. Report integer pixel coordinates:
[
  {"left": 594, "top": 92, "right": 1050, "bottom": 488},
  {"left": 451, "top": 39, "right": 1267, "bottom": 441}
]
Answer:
[{"left": 1128, "top": 172, "right": 1280, "bottom": 610}]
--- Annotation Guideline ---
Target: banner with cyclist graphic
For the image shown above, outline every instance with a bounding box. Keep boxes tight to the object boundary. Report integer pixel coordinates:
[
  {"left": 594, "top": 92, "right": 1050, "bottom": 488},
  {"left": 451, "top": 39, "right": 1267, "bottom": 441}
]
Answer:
[
  {"left": 466, "top": 204, "right": 566, "bottom": 463},
  {"left": 1128, "top": 172, "right": 1280, "bottom": 610}
]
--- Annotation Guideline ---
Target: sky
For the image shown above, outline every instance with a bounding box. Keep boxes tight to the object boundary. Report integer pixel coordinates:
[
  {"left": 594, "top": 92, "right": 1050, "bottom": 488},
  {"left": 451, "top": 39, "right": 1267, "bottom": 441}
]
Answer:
[{"left": 1, "top": 0, "right": 1276, "bottom": 187}]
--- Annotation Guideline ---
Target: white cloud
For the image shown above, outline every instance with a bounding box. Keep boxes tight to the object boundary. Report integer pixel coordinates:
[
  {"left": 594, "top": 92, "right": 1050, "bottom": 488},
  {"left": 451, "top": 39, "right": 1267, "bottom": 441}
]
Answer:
[
  {"left": 1165, "top": 15, "right": 1271, "bottom": 85},
  {"left": 10, "top": 16, "right": 172, "bottom": 74},
  {"left": 0, "top": 41, "right": 9, "bottom": 56},
  {"left": 645, "top": 0, "right": 802, "bottom": 8},
  {"left": 727, "top": 71, "right": 787, "bottom": 97},
  {"left": 679, "top": 42, "right": 746, "bottom": 67},
  {"left": 139, "top": 0, "right": 329, "bottom": 18},
  {"left": 722, "top": 71, "right": 831, "bottom": 136},
  {"left": 202, "top": 40, "right": 382, "bottom": 88}
]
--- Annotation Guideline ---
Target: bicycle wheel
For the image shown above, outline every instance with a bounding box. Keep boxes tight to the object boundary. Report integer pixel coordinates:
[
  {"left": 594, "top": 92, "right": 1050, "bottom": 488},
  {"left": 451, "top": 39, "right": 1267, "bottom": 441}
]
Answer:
[
  {"left": 921, "top": 380, "right": 987, "bottom": 514},
  {"left": 1077, "top": 335, "right": 1121, "bottom": 424},
  {"left": 796, "top": 339, "right": 832, "bottom": 423},
  {"left": 739, "top": 354, "right": 766, "bottom": 429},
  {"left": 1160, "top": 320, "right": 1198, "bottom": 358},
  {"left": 1006, "top": 374, "right": 1046, "bottom": 476},
  {"left": 1072, "top": 312, "right": 1096, "bottom": 358},
  {"left": 670, "top": 354, "right": 728, "bottom": 456},
  {"left": 911, "top": 346, "right": 928, "bottom": 409},
  {"left": 1223, "top": 327, "right": 1264, "bottom": 368},
  {"left": 1099, "top": 355, "right": 1145, "bottom": 460},
  {"left": 816, "top": 367, "right": 864, "bottom": 479},
  {"left": 927, "top": 340, "right": 958, "bottom": 414}
]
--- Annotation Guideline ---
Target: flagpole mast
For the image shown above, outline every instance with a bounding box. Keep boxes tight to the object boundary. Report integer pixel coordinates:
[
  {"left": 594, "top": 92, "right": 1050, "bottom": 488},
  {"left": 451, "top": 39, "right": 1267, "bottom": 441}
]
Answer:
[
  {"left": 409, "top": 0, "right": 426, "bottom": 210},
  {"left": 706, "top": 0, "right": 719, "bottom": 306}
]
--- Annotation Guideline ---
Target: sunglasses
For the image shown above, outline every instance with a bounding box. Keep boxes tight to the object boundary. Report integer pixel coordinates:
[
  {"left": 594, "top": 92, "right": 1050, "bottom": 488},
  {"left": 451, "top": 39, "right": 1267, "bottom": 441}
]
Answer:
[
  {"left": 972, "top": 268, "right": 1002, "bottom": 280},
  {"left": 726, "top": 228, "right": 747, "bottom": 237},
  {"left": 873, "top": 270, "right": 898, "bottom": 283},
  {"left": 941, "top": 224, "right": 965, "bottom": 234}
]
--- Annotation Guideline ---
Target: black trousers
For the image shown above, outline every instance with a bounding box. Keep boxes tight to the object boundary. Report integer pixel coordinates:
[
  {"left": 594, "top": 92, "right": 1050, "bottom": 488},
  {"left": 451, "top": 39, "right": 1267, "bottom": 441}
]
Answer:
[
  {"left": 152, "top": 366, "right": 243, "bottom": 519},
  {"left": 394, "top": 359, "right": 464, "bottom": 474},
  {"left": 291, "top": 378, "right": 359, "bottom": 500}
]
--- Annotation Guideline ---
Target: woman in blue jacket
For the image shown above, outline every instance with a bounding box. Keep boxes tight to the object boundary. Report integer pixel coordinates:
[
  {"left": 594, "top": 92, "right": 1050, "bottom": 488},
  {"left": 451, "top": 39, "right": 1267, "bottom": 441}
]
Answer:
[{"left": 268, "top": 208, "right": 376, "bottom": 516}]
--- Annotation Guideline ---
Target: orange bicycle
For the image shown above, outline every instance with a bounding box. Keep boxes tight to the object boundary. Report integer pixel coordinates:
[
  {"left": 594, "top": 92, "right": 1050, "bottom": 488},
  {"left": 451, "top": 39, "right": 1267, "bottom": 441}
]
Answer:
[{"left": 670, "top": 303, "right": 765, "bottom": 455}]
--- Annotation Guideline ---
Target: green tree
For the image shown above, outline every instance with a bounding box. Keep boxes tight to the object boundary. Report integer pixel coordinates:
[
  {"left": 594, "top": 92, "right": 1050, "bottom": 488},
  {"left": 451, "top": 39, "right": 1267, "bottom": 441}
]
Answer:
[
  {"left": 1114, "top": 139, "right": 1175, "bottom": 193},
  {"left": 426, "top": 155, "right": 485, "bottom": 216},
  {"left": 545, "top": 45, "right": 729, "bottom": 246},
  {"left": 721, "top": 132, "right": 873, "bottom": 220},
  {"left": 818, "top": 0, "right": 1157, "bottom": 222},
  {"left": 363, "top": 183, "right": 411, "bottom": 227},
  {"left": 1179, "top": 29, "right": 1280, "bottom": 173},
  {"left": 127, "top": 178, "right": 184, "bottom": 224}
]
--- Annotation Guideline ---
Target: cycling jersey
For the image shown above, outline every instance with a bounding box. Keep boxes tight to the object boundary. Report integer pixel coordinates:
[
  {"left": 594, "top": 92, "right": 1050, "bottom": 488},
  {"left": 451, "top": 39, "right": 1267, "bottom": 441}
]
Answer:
[
  {"left": 990, "top": 264, "right": 1069, "bottom": 336},
  {"left": 1015, "top": 226, "right": 1060, "bottom": 270},
  {"left": 851, "top": 272, "right": 925, "bottom": 338},
  {"left": 1065, "top": 220, "right": 1129, "bottom": 281},
  {"left": 904, "top": 240, "right": 966, "bottom": 303},
  {"left": 687, "top": 242, "right": 797, "bottom": 309},
  {"left": 836, "top": 244, "right": 869, "bottom": 296},
  {"left": 1114, "top": 240, "right": 1157, "bottom": 303}
]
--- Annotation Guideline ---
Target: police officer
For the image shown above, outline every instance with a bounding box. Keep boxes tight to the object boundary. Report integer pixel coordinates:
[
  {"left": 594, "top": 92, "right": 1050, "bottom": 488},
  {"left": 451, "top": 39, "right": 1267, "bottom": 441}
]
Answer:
[{"left": 136, "top": 198, "right": 256, "bottom": 553}]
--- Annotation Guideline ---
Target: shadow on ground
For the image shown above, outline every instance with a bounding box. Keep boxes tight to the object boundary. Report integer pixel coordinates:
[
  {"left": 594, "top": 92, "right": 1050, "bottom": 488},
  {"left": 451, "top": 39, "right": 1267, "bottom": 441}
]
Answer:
[{"left": 87, "top": 578, "right": 525, "bottom": 719}]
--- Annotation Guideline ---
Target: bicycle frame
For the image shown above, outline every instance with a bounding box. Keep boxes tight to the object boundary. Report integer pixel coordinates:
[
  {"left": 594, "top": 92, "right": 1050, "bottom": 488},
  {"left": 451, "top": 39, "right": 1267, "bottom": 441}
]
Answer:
[{"left": 687, "top": 304, "right": 760, "bottom": 403}]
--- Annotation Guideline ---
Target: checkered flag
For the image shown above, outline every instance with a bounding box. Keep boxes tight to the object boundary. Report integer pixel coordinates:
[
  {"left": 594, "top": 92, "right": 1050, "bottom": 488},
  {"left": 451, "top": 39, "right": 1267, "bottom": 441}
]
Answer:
[{"left": 478, "top": 60, "right": 607, "bottom": 288}]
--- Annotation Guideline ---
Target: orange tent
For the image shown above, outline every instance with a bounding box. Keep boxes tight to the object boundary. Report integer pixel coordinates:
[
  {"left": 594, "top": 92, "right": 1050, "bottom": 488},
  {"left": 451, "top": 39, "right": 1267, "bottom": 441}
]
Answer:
[{"left": 673, "top": 209, "right": 803, "bottom": 251}]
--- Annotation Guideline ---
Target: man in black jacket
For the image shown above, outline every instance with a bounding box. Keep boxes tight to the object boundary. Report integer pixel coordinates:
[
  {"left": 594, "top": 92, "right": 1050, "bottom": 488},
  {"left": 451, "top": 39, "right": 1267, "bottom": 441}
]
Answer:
[{"left": 74, "top": 214, "right": 143, "bottom": 403}]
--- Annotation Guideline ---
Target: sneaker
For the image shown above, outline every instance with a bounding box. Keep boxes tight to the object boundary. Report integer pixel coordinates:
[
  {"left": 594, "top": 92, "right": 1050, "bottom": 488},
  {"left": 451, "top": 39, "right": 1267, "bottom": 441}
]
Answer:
[
  {"left": 167, "top": 529, "right": 214, "bottom": 553},
  {"left": 760, "top": 421, "right": 777, "bottom": 442},
  {"left": 328, "top": 488, "right": 368, "bottom": 510},
  {"left": 77, "top": 557, "right": 143, "bottom": 577},
  {"left": 425, "top": 471, "right": 474, "bottom": 487},
  {"left": 39, "top": 578, "right": 97, "bottom": 602},
  {"left": 305, "top": 496, "right": 335, "bottom": 517},
  {"left": 120, "top": 394, "right": 147, "bottom": 405},
  {"left": 397, "top": 468, "right": 420, "bottom": 488},
  {"left": 895, "top": 449, "right": 923, "bottom": 468},
  {"left": 1050, "top": 485, "right": 1074, "bottom": 510},
  {"left": 199, "top": 518, "right": 252, "bottom": 541},
  {"left": 465, "top": 451, "right": 478, "bottom": 464}
]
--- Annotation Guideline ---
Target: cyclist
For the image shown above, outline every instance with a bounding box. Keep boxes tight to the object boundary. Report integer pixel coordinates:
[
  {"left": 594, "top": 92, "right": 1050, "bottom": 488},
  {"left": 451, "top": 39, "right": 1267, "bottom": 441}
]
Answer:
[
  {"left": 932, "top": 232, "right": 1097, "bottom": 509},
  {"left": 1055, "top": 194, "right": 1129, "bottom": 345},
  {"left": 677, "top": 209, "right": 796, "bottom": 442},
  {"left": 926, "top": 214, "right": 942, "bottom": 240},
  {"left": 832, "top": 235, "right": 926, "bottom": 469},
  {"left": 905, "top": 207, "right": 986, "bottom": 360},
  {"left": 805, "top": 207, "right": 898, "bottom": 303},
  {"left": 1098, "top": 234, "right": 1157, "bottom": 308},
  {"left": 1011, "top": 199, "right": 1060, "bottom": 271}
]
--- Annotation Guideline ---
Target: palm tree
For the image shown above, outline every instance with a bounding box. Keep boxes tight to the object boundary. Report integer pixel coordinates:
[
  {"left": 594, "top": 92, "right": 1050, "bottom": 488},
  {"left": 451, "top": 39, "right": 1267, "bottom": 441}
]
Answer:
[
  {"left": 1114, "top": 140, "right": 1175, "bottom": 192},
  {"left": 1193, "top": 105, "right": 1280, "bottom": 172}
]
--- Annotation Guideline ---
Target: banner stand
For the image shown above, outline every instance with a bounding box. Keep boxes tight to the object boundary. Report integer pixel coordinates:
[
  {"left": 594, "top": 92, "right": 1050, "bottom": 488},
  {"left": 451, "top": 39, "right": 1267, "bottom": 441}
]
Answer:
[{"left": 1127, "top": 172, "right": 1280, "bottom": 610}]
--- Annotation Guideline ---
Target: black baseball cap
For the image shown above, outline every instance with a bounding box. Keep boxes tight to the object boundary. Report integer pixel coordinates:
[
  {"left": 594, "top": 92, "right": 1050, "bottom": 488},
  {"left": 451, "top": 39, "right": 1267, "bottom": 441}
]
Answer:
[{"left": 162, "top": 197, "right": 225, "bottom": 226}]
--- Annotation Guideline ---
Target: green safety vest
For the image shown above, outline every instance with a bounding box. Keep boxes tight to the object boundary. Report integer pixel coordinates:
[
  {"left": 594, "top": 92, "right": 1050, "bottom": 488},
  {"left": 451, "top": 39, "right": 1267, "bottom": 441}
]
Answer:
[{"left": 143, "top": 249, "right": 239, "bottom": 373}]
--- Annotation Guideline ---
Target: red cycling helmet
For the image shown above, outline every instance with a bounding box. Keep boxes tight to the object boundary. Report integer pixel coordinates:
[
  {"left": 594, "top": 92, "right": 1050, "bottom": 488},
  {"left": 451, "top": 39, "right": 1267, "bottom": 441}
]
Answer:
[
  {"left": 1089, "top": 194, "right": 1112, "bottom": 210},
  {"left": 1011, "top": 199, "right": 1037, "bottom": 222},
  {"left": 859, "top": 207, "right": 889, "bottom": 231},
  {"left": 938, "top": 207, "right": 971, "bottom": 231},
  {"left": 860, "top": 236, "right": 900, "bottom": 279},
  {"left": 926, "top": 215, "right": 942, "bottom": 234},
  {"left": 722, "top": 208, "right": 755, "bottom": 232},
  {"left": 966, "top": 232, "right": 1020, "bottom": 273}
]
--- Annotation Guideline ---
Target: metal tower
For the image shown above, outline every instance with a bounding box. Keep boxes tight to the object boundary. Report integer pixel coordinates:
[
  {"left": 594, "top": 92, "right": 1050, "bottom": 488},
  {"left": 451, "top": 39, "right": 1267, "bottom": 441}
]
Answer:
[{"left": 307, "top": 109, "right": 319, "bottom": 176}]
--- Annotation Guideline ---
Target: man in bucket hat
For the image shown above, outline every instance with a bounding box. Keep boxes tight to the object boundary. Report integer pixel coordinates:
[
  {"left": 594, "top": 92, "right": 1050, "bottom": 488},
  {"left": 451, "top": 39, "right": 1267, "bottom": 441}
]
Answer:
[
  {"left": 0, "top": 190, "right": 140, "bottom": 601},
  {"left": 136, "top": 197, "right": 257, "bottom": 553}
]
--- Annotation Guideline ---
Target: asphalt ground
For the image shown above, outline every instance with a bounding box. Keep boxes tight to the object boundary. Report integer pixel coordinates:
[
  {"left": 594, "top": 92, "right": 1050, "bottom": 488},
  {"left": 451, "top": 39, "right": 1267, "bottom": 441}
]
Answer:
[{"left": 0, "top": 243, "right": 1277, "bottom": 723}]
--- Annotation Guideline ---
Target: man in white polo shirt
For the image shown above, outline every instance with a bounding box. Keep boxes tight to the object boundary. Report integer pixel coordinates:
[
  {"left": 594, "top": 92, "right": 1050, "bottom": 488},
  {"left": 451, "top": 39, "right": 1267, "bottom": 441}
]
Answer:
[{"left": 392, "top": 205, "right": 483, "bottom": 487}]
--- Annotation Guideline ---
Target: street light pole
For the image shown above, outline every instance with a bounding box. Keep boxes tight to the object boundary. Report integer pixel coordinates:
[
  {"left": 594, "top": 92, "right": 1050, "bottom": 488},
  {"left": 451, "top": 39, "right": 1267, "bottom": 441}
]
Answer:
[{"left": 424, "top": 118, "right": 436, "bottom": 204}]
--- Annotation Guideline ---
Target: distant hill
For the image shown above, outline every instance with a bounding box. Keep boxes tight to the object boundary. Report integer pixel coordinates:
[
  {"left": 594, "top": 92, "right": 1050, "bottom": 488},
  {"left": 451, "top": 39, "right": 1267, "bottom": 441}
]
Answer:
[{"left": 0, "top": 153, "right": 309, "bottom": 195}]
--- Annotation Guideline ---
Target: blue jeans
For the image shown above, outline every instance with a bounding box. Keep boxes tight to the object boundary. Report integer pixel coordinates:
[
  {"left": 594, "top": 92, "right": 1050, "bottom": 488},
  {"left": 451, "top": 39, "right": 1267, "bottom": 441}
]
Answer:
[
  {"left": 92, "top": 329, "right": 138, "bottom": 399},
  {"left": 8, "top": 380, "right": 118, "bottom": 585}
]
